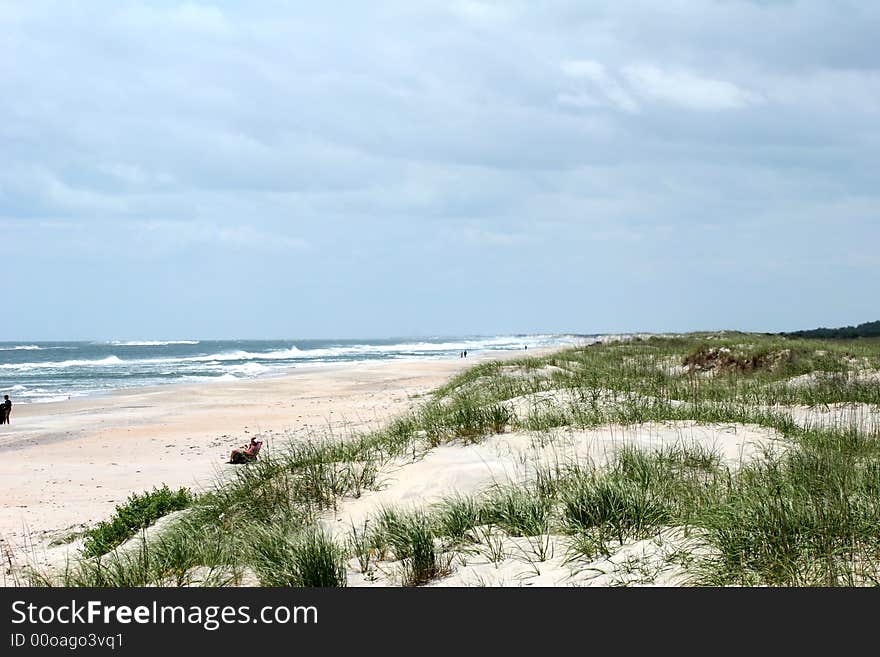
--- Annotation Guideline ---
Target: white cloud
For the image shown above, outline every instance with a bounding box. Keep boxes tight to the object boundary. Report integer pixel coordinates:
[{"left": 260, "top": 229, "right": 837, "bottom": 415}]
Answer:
[
  {"left": 98, "top": 163, "right": 175, "bottom": 187},
  {"left": 556, "top": 92, "right": 602, "bottom": 109},
  {"left": 766, "top": 68, "right": 880, "bottom": 113},
  {"left": 39, "top": 170, "right": 130, "bottom": 214},
  {"left": 561, "top": 59, "right": 639, "bottom": 113},
  {"left": 561, "top": 60, "right": 608, "bottom": 81},
  {"left": 622, "top": 64, "right": 763, "bottom": 110}
]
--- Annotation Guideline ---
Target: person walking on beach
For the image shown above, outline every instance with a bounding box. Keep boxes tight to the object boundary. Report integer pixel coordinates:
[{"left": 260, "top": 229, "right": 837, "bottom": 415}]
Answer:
[{"left": 1, "top": 395, "right": 10, "bottom": 425}]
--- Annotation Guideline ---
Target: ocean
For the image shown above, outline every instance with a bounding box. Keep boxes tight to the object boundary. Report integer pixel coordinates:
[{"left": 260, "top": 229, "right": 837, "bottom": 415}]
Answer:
[{"left": 0, "top": 334, "right": 589, "bottom": 404}]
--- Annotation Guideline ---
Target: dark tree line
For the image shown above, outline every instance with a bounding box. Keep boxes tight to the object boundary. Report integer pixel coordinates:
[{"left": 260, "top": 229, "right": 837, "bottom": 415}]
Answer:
[{"left": 782, "top": 320, "right": 880, "bottom": 339}]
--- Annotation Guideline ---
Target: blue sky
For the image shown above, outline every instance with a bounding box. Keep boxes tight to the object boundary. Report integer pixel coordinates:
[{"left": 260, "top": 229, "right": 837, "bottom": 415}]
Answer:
[{"left": 1, "top": 1, "right": 878, "bottom": 340}]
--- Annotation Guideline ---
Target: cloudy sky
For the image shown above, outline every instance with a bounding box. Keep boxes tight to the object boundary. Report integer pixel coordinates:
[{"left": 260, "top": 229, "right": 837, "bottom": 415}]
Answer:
[{"left": 2, "top": 1, "right": 878, "bottom": 340}]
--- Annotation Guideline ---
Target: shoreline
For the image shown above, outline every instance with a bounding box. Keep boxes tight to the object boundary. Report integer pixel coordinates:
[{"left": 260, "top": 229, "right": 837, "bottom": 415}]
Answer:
[
  {"left": 6, "top": 354, "right": 448, "bottom": 406},
  {"left": 0, "top": 354, "right": 524, "bottom": 451},
  {"left": 0, "top": 359, "right": 358, "bottom": 453},
  {"left": 0, "top": 347, "right": 564, "bottom": 566},
  {"left": 2, "top": 335, "right": 584, "bottom": 407}
]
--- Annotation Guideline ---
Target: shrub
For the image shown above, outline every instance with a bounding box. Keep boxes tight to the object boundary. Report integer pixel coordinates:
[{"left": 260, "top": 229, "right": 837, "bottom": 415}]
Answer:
[{"left": 82, "top": 485, "right": 193, "bottom": 558}]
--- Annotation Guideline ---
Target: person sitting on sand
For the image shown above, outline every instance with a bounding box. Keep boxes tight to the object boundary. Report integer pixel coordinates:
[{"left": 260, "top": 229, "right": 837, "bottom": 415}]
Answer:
[{"left": 228, "top": 436, "right": 262, "bottom": 464}]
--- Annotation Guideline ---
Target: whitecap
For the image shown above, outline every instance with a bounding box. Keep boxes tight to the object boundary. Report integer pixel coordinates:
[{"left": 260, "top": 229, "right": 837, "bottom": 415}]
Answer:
[
  {"left": 0, "top": 355, "right": 126, "bottom": 370},
  {"left": 109, "top": 340, "right": 200, "bottom": 346},
  {"left": 224, "top": 363, "right": 272, "bottom": 376}
]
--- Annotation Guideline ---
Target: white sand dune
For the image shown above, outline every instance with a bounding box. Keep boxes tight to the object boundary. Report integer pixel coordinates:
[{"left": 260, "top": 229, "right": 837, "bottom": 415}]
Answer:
[
  {"left": 323, "top": 421, "right": 779, "bottom": 539},
  {"left": 324, "top": 421, "right": 780, "bottom": 587}
]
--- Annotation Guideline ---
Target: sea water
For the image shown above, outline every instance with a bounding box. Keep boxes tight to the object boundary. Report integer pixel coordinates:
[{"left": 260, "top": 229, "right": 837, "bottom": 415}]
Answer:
[{"left": 0, "top": 335, "right": 590, "bottom": 403}]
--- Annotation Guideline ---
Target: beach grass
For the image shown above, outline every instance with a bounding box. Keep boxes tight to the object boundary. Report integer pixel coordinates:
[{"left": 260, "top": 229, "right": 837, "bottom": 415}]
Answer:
[
  {"left": 372, "top": 508, "right": 447, "bottom": 586},
  {"left": 249, "top": 525, "right": 347, "bottom": 587}
]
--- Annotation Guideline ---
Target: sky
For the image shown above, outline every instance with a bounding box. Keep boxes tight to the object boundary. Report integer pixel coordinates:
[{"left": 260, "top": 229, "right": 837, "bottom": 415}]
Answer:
[{"left": 1, "top": 1, "right": 878, "bottom": 340}]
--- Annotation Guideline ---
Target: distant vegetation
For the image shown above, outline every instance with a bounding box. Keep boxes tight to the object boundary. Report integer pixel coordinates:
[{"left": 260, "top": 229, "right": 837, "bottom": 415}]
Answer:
[{"left": 782, "top": 320, "right": 880, "bottom": 340}]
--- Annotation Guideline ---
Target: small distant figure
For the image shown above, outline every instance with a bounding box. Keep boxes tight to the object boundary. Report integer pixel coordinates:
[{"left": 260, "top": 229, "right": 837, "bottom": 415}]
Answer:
[
  {"left": 0, "top": 395, "right": 10, "bottom": 425},
  {"left": 524, "top": 345, "right": 528, "bottom": 350},
  {"left": 228, "top": 436, "right": 263, "bottom": 464},
  {"left": 464, "top": 350, "right": 468, "bottom": 358}
]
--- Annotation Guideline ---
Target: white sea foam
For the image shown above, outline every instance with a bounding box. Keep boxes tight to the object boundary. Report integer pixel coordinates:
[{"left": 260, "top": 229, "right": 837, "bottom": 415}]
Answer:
[
  {"left": 189, "top": 348, "right": 303, "bottom": 362},
  {"left": 291, "top": 335, "right": 578, "bottom": 359},
  {"left": 246, "top": 336, "right": 571, "bottom": 362},
  {"left": 0, "top": 355, "right": 125, "bottom": 371},
  {"left": 109, "top": 340, "right": 201, "bottom": 346},
  {"left": 133, "top": 347, "right": 305, "bottom": 365},
  {"left": 19, "top": 390, "right": 90, "bottom": 403},
  {"left": 0, "top": 345, "right": 43, "bottom": 351},
  {"left": 223, "top": 363, "right": 272, "bottom": 376},
  {"left": 128, "top": 339, "right": 544, "bottom": 366}
]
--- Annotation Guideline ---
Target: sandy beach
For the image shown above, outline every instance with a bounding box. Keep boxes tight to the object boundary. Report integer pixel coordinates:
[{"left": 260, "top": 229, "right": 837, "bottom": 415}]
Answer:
[
  {"left": 0, "top": 350, "right": 550, "bottom": 566},
  {"left": 5, "top": 334, "right": 877, "bottom": 589}
]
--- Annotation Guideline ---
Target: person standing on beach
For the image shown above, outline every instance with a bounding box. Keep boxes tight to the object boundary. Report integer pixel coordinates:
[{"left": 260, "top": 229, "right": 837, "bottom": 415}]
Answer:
[{"left": 1, "top": 395, "right": 10, "bottom": 424}]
